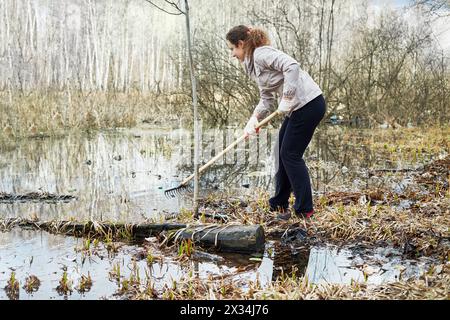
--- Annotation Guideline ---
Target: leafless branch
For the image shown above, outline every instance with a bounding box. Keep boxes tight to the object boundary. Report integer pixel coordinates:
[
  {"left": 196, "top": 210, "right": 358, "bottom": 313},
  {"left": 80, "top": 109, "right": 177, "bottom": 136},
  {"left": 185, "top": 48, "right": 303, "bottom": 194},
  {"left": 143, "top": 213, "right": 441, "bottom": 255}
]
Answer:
[
  {"left": 411, "top": 0, "right": 450, "bottom": 17},
  {"left": 143, "top": 0, "right": 184, "bottom": 15}
]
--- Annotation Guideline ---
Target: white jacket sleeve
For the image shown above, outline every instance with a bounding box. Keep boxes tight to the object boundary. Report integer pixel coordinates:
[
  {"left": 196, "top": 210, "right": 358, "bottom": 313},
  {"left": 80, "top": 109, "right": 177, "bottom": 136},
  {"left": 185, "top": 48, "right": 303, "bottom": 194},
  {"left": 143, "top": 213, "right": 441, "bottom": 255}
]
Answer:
[
  {"left": 255, "top": 48, "right": 300, "bottom": 112},
  {"left": 253, "top": 87, "right": 276, "bottom": 120}
]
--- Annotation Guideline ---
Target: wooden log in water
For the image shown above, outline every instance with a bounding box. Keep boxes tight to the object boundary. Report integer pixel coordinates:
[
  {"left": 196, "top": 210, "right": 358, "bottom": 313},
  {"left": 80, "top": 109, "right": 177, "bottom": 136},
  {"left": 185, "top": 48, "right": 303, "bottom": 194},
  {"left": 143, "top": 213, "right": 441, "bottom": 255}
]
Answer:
[
  {"left": 0, "top": 219, "right": 186, "bottom": 239},
  {"left": 0, "top": 192, "right": 76, "bottom": 202},
  {"left": 179, "top": 224, "right": 265, "bottom": 253},
  {"left": 1, "top": 218, "right": 265, "bottom": 253}
]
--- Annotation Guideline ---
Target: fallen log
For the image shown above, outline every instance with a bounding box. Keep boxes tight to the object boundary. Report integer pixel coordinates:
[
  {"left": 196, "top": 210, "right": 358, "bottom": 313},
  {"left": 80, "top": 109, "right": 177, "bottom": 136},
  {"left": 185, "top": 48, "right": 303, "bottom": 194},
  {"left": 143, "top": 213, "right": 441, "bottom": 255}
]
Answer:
[
  {"left": 0, "top": 218, "right": 186, "bottom": 239},
  {"left": 179, "top": 224, "right": 265, "bottom": 254},
  {"left": 0, "top": 192, "right": 77, "bottom": 202},
  {"left": 369, "top": 167, "right": 421, "bottom": 175},
  {"left": 0, "top": 218, "right": 265, "bottom": 254}
]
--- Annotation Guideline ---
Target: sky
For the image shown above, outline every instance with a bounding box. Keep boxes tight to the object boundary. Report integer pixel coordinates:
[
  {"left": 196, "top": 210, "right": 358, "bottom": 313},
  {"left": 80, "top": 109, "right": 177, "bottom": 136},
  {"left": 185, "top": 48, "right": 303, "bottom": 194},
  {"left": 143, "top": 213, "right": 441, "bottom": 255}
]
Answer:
[{"left": 393, "top": 0, "right": 411, "bottom": 6}]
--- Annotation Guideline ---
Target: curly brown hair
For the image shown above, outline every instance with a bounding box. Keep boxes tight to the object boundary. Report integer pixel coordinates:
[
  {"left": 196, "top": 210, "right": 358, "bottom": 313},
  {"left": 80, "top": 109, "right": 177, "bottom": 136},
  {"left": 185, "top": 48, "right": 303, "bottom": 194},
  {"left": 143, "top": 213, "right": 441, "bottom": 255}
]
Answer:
[{"left": 226, "top": 25, "right": 270, "bottom": 71}]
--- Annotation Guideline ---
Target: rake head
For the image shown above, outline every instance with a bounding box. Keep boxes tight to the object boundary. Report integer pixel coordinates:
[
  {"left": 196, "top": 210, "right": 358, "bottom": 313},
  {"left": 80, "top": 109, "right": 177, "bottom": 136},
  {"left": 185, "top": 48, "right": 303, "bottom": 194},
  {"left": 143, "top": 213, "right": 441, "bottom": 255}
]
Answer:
[{"left": 164, "top": 183, "right": 193, "bottom": 198}]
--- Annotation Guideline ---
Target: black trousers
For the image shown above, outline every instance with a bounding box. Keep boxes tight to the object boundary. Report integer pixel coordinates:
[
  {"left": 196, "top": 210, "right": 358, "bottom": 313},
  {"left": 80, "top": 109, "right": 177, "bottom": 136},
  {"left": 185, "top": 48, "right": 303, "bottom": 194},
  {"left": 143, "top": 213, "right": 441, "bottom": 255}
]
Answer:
[{"left": 269, "top": 94, "right": 326, "bottom": 214}]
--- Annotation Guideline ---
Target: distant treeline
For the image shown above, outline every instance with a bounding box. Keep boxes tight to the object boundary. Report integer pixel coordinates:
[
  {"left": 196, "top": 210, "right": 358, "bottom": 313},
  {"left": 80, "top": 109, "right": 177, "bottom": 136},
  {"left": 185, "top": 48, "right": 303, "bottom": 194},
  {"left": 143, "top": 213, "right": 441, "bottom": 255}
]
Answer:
[{"left": 0, "top": 0, "right": 448, "bottom": 136}]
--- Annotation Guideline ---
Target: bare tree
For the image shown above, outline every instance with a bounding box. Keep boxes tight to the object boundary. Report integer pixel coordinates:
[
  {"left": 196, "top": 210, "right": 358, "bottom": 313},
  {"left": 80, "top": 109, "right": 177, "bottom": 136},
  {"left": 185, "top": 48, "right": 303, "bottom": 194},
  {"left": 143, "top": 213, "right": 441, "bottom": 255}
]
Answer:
[
  {"left": 0, "top": 0, "right": 448, "bottom": 132},
  {"left": 412, "top": 0, "right": 450, "bottom": 18},
  {"left": 144, "top": 0, "right": 200, "bottom": 215}
]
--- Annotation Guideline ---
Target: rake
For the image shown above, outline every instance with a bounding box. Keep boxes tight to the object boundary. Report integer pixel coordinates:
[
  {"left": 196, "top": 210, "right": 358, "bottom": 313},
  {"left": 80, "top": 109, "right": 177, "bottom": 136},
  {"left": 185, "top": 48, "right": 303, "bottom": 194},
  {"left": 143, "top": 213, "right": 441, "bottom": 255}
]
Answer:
[{"left": 164, "top": 110, "right": 282, "bottom": 198}]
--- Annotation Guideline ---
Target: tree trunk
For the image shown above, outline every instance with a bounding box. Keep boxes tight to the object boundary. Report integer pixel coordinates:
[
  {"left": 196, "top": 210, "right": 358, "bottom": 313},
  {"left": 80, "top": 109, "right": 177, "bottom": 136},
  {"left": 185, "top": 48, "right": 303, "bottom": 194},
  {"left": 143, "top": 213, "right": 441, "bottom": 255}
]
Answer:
[
  {"left": 184, "top": 0, "right": 199, "bottom": 216},
  {"left": 180, "top": 224, "right": 265, "bottom": 253}
]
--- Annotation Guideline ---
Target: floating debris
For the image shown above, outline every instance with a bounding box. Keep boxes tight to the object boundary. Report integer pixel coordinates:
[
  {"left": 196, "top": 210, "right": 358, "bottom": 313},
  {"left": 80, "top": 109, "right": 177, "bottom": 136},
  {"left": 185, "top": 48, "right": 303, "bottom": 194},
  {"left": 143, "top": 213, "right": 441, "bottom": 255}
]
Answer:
[
  {"left": 76, "top": 273, "right": 93, "bottom": 294},
  {"left": 23, "top": 275, "right": 41, "bottom": 294},
  {"left": 4, "top": 272, "right": 20, "bottom": 300},
  {"left": 0, "top": 192, "right": 77, "bottom": 203},
  {"left": 56, "top": 271, "right": 73, "bottom": 296}
]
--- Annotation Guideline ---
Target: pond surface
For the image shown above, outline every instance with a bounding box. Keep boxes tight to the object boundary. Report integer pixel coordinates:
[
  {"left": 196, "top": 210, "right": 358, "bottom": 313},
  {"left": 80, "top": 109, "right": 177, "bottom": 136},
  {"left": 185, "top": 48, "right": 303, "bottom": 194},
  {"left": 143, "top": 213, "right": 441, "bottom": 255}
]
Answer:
[
  {"left": 0, "top": 228, "right": 435, "bottom": 299},
  {"left": 0, "top": 126, "right": 442, "bottom": 299},
  {"left": 0, "top": 126, "right": 433, "bottom": 221},
  {"left": 0, "top": 228, "right": 277, "bottom": 300},
  {"left": 304, "top": 244, "right": 434, "bottom": 286}
]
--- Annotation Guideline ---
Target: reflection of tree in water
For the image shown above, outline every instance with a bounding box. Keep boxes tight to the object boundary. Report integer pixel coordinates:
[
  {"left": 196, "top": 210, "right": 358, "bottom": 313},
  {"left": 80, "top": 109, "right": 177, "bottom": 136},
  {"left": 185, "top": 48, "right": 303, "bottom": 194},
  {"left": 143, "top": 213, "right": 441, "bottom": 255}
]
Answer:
[
  {"left": 172, "top": 128, "right": 275, "bottom": 192},
  {"left": 176, "top": 163, "right": 273, "bottom": 192},
  {"left": 307, "top": 128, "right": 377, "bottom": 193},
  {"left": 1, "top": 128, "right": 404, "bottom": 222},
  {"left": 271, "top": 245, "right": 310, "bottom": 280},
  {"left": 173, "top": 126, "right": 385, "bottom": 194}
]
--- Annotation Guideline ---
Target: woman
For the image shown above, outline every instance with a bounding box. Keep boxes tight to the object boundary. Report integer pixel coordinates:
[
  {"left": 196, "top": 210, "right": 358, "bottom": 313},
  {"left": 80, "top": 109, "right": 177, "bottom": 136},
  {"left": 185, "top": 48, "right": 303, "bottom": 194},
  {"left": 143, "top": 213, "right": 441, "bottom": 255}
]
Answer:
[{"left": 226, "top": 25, "right": 326, "bottom": 220}]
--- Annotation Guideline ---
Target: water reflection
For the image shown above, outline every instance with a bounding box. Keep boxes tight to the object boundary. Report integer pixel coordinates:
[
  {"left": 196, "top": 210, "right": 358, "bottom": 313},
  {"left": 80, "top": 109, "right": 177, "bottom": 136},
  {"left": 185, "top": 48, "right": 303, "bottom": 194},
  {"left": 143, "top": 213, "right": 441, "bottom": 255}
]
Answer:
[
  {"left": 0, "top": 229, "right": 274, "bottom": 299},
  {"left": 0, "top": 126, "right": 409, "bottom": 222},
  {"left": 0, "top": 228, "right": 437, "bottom": 299},
  {"left": 304, "top": 244, "right": 434, "bottom": 286},
  {"left": 1, "top": 127, "right": 437, "bottom": 299}
]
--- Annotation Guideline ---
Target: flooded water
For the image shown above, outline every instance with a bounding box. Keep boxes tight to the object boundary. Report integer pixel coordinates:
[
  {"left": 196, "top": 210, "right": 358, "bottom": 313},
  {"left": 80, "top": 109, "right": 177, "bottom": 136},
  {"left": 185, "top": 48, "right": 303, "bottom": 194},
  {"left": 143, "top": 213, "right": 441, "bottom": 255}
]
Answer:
[
  {"left": 0, "top": 126, "right": 442, "bottom": 299},
  {"left": 0, "top": 228, "right": 275, "bottom": 300},
  {"left": 0, "top": 126, "right": 432, "bottom": 221},
  {"left": 0, "top": 228, "right": 435, "bottom": 299},
  {"left": 305, "top": 244, "right": 435, "bottom": 286}
]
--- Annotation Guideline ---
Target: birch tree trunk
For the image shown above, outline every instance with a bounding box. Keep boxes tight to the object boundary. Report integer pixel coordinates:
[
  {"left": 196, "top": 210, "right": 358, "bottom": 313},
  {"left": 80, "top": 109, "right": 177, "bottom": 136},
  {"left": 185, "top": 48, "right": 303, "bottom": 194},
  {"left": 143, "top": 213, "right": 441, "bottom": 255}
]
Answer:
[{"left": 184, "top": 0, "right": 199, "bottom": 216}]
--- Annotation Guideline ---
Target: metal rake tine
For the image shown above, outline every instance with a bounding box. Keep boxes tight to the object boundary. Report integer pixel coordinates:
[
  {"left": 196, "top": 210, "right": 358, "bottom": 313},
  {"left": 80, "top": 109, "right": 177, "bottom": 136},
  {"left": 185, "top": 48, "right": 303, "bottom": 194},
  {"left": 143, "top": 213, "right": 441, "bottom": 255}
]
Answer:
[
  {"left": 183, "top": 184, "right": 194, "bottom": 194},
  {"left": 164, "top": 184, "right": 188, "bottom": 198},
  {"left": 164, "top": 187, "right": 177, "bottom": 198},
  {"left": 171, "top": 189, "right": 181, "bottom": 198},
  {"left": 181, "top": 184, "right": 193, "bottom": 194},
  {"left": 168, "top": 191, "right": 176, "bottom": 198}
]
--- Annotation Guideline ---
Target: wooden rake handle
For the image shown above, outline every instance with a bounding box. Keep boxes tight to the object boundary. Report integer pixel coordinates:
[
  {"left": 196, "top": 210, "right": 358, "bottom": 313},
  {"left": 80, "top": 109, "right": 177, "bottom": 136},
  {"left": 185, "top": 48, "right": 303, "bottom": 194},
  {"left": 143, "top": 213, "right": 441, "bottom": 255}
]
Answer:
[{"left": 180, "top": 110, "right": 282, "bottom": 186}]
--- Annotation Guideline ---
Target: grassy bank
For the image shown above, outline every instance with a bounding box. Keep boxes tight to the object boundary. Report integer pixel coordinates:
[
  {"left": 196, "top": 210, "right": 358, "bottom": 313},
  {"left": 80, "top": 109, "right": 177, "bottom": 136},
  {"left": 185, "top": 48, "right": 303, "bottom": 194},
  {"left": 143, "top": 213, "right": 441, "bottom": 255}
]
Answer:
[
  {"left": 0, "top": 90, "right": 190, "bottom": 139},
  {"left": 146, "top": 140, "right": 449, "bottom": 300}
]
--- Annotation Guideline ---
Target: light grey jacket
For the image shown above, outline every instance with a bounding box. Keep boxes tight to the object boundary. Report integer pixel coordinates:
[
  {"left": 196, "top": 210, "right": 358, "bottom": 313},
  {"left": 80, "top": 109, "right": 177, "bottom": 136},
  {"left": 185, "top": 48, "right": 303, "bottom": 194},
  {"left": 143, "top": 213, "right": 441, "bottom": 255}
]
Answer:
[{"left": 243, "top": 46, "right": 322, "bottom": 119}]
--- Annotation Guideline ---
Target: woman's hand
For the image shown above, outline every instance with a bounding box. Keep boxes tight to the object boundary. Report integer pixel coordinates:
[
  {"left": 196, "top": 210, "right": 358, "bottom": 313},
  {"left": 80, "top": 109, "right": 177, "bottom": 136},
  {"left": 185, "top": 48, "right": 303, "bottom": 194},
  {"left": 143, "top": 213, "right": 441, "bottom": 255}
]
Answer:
[
  {"left": 244, "top": 115, "right": 260, "bottom": 137},
  {"left": 277, "top": 98, "right": 294, "bottom": 113}
]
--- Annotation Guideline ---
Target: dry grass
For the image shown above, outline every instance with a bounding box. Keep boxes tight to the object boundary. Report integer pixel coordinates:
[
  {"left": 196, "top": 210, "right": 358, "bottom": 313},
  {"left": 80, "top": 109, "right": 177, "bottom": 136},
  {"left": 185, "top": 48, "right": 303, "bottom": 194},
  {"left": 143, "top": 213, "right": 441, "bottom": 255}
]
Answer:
[
  {"left": 1, "top": 126, "right": 448, "bottom": 300},
  {"left": 128, "top": 262, "right": 448, "bottom": 300},
  {"left": 146, "top": 153, "right": 448, "bottom": 300},
  {"left": 23, "top": 275, "right": 41, "bottom": 294},
  {"left": 76, "top": 273, "right": 93, "bottom": 294},
  {"left": 0, "top": 89, "right": 190, "bottom": 139},
  {"left": 4, "top": 272, "right": 20, "bottom": 300},
  {"left": 251, "top": 264, "right": 449, "bottom": 300}
]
